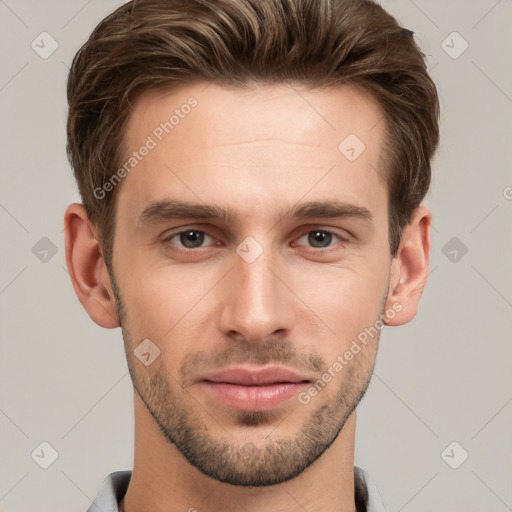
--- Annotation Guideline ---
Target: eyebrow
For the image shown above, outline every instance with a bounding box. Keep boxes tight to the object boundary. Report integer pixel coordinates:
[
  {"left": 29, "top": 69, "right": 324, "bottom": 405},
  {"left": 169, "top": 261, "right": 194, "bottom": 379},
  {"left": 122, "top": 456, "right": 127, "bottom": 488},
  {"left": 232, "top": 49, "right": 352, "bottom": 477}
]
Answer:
[{"left": 137, "top": 199, "right": 373, "bottom": 228}]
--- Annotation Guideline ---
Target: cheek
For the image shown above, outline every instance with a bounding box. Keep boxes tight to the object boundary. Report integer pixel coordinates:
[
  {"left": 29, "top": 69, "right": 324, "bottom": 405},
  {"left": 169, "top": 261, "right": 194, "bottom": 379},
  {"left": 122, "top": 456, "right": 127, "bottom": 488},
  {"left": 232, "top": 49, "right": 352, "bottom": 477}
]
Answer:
[
  {"left": 117, "top": 260, "right": 202, "bottom": 342},
  {"left": 297, "top": 258, "right": 389, "bottom": 345}
]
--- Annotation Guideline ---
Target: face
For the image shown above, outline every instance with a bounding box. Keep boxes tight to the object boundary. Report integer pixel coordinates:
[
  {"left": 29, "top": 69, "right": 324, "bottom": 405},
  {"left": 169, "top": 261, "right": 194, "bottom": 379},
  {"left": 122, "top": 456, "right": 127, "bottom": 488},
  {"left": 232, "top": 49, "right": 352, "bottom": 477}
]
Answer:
[{"left": 108, "top": 82, "right": 393, "bottom": 486}]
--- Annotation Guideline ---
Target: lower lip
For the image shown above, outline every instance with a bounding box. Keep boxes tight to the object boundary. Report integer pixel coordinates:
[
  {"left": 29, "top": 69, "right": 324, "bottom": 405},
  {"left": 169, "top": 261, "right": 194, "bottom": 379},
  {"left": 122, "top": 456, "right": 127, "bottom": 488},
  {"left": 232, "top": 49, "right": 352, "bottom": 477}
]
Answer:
[{"left": 202, "top": 381, "right": 309, "bottom": 411}]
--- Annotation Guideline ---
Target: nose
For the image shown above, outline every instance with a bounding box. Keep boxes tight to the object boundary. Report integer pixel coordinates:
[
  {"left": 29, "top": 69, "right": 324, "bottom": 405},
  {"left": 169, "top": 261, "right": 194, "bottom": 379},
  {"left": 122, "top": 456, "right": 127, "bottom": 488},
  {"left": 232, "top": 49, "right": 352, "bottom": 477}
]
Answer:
[{"left": 218, "top": 241, "right": 296, "bottom": 344}]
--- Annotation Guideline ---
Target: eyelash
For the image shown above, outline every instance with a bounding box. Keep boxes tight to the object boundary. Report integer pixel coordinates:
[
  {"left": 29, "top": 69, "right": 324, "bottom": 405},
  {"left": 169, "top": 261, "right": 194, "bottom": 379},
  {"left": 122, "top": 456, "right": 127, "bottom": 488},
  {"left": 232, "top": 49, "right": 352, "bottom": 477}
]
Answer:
[{"left": 162, "top": 227, "right": 349, "bottom": 253}]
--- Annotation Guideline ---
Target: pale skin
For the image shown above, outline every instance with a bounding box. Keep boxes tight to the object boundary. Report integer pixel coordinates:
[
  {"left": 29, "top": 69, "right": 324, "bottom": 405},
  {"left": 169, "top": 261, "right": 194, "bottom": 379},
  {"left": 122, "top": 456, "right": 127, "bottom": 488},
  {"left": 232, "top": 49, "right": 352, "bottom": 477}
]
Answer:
[{"left": 64, "top": 82, "right": 431, "bottom": 512}]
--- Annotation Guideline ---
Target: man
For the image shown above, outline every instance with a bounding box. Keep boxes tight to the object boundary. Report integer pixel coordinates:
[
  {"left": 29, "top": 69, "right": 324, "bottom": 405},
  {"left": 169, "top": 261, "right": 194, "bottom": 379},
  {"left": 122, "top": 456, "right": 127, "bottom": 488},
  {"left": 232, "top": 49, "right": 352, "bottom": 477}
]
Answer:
[{"left": 63, "top": 0, "right": 439, "bottom": 510}]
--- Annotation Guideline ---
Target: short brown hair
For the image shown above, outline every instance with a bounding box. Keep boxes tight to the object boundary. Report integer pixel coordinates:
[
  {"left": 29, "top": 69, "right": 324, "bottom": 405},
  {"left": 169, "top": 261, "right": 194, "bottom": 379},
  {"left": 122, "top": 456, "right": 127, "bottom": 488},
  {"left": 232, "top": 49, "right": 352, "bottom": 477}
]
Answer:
[{"left": 66, "top": 0, "right": 439, "bottom": 268}]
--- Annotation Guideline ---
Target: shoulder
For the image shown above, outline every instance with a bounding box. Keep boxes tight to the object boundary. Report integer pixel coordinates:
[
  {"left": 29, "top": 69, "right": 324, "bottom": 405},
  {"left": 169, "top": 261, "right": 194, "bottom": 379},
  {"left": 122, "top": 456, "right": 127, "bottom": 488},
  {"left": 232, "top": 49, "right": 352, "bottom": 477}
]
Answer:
[{"left": 87, "top": 470, "right": 132, "bottom": 512}]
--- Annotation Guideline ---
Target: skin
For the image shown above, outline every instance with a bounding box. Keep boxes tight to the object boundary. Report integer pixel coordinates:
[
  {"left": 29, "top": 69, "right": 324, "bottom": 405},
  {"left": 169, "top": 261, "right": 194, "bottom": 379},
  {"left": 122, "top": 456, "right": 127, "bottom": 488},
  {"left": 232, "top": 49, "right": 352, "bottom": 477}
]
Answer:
[{"left": 64, "top": 82, "right": 431, "bottom": 512}]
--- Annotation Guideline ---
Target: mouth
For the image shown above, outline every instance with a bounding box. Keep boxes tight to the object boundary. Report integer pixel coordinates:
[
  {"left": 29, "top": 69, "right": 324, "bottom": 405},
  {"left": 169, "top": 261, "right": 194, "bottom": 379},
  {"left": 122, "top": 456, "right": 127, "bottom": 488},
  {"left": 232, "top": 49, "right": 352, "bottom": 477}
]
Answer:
[{"left": 199, "top": 366, "right": 311, "bottom": 412}]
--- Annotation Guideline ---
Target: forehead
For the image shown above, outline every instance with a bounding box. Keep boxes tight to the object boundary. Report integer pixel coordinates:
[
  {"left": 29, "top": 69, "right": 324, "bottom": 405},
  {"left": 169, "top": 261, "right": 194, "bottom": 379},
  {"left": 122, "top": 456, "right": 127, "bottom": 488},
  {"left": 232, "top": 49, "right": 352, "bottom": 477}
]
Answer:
[
  {"left": 117, "top": 82, "right": 388, "bottom": 228},
  {"left": 125, "top": 81, "right": 385, "bottom": 154}
]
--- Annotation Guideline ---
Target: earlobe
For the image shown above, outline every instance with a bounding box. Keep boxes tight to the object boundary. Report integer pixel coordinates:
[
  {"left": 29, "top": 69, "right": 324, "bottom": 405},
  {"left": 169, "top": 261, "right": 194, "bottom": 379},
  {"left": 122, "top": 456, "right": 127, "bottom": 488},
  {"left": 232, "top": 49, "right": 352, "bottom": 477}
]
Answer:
[
  {"left": 383, "top": 205, "right": 431, "bottom": 326},
  {"left": 64, "top": 203, "right": 120, "bottom": 328}
]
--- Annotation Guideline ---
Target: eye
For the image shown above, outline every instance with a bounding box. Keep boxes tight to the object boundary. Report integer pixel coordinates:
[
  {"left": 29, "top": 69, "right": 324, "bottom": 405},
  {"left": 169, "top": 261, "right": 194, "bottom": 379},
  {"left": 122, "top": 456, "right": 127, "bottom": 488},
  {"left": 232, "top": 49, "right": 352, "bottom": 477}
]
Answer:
[
  {"left": 293, "top": 229, "right": 348, "bottom": 249},
  {"left": 162, "top": 227, "right": 349, "bottom": 253},
  {"left": 163, "top": 229, "right": 216, "bottom": 250}
]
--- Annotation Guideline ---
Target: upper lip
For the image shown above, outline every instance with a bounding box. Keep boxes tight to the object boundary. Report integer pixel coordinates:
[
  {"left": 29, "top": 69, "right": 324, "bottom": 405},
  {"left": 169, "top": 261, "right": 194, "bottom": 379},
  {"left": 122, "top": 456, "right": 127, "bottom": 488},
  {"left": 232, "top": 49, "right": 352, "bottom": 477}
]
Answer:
[{"left": 201, "top": 366, "right": 311, "bottom": 386}]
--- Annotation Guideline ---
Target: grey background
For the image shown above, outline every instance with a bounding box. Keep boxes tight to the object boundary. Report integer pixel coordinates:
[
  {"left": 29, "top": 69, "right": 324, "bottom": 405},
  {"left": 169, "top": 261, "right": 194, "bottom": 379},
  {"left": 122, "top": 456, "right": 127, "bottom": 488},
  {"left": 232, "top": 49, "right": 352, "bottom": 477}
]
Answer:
[{"left": 0, "top": 0, "right": 511, "bottom": 510}]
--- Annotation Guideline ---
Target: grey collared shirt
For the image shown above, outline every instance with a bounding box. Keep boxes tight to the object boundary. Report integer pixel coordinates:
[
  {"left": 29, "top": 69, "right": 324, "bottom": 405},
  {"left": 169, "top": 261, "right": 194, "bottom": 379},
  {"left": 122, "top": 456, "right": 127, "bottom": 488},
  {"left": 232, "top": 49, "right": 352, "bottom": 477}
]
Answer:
[{"left": 87, "top": 465, "right": 386, "bottom": 512}]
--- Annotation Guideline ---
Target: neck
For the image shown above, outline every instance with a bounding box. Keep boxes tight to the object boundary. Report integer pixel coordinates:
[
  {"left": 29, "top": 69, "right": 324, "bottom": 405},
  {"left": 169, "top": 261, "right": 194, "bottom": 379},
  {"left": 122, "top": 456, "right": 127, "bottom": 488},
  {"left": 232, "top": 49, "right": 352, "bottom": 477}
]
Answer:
[{"left": 121, "top": 393, "right": 358, "bottom": 512}]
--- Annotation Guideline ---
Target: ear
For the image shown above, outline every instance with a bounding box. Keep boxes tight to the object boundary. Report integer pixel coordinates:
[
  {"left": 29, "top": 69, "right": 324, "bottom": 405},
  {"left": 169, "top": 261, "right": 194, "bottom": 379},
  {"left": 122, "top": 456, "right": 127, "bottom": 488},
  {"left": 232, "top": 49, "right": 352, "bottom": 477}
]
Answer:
[
  {"left": 383, "top": 205, "right": 431, "bottom": 326},
  {"left": 63, "top": 203, "right": 120, "bottom": 328}
]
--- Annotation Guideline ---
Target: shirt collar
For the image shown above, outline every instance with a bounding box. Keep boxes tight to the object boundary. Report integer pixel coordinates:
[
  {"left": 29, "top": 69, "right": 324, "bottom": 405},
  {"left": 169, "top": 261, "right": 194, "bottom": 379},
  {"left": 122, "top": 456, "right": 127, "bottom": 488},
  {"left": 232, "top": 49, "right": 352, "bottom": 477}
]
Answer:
[
  {"left": 354, "top": 466, "right": 387, "bottom": 512},
  {"left": 88, "top": 465, "right": 385, "bottom": 512}
]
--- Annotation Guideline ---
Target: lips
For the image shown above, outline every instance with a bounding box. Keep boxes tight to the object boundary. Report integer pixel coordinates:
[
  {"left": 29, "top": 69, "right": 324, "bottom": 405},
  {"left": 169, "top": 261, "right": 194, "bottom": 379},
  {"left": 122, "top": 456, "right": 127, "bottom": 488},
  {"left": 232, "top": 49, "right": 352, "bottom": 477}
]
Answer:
[
  {"left": 200, "top": 366, "right": 311, "bottom": 386},
  {"left": 199, "top": 366, "right": 312, "bottom": 411}
]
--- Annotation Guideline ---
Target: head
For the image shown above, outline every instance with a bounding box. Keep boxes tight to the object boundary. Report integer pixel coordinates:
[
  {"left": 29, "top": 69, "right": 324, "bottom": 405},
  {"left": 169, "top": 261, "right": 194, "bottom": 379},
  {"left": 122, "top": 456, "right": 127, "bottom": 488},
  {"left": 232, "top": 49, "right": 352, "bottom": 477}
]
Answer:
[{"left": 64, "top": 0, "right": 439, "bottom": 487}]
